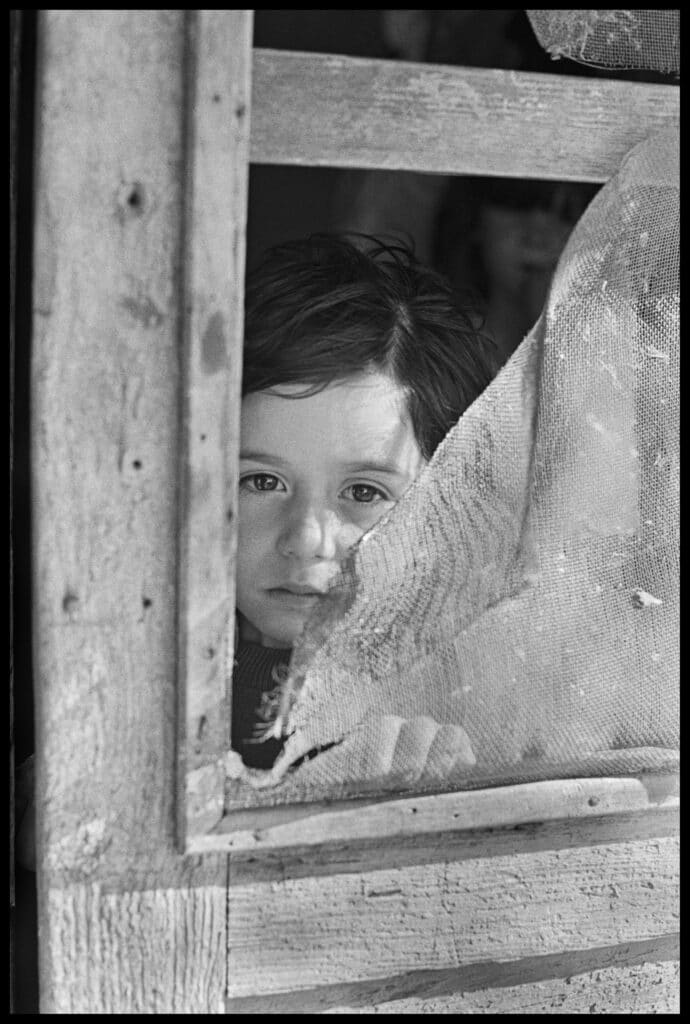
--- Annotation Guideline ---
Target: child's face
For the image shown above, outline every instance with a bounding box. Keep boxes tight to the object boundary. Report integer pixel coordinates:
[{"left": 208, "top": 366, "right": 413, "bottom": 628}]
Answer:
[{"left": 237, "top": 372, "right": 425, "bottom": 648}]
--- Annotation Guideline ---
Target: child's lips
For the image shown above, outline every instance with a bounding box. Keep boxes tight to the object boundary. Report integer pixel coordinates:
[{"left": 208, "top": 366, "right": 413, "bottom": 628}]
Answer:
[{"left": 267, "top": 584, "right": 326, "bottom": 607}]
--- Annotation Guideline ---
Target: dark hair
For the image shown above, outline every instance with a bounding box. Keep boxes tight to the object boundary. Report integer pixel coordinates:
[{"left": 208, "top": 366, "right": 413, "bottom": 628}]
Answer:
[{"left": 243, "top": 234, "right": 497, "bottom": 460}]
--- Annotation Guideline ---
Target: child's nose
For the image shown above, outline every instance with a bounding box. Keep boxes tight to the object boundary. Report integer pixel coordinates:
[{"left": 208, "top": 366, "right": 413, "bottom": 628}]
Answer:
[{"left": 277, "top": 504, "right": 340, "bottom": 561}]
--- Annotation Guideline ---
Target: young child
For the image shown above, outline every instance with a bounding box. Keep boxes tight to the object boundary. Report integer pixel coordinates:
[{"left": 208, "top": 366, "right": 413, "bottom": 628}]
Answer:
[{"left": 232, "top": 234, "right": 497, "bottom": 768}]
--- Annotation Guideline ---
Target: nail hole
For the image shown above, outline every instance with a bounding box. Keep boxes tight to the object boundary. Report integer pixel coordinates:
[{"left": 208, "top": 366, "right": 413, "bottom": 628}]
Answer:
[
  {"left": 62, "top": 591, "right": 79, "bottom": 613},
  {"left": 227, "top": 507, "right": 234, "bottom": 522},
  {"left": 200, "top": 434, "right": 207, "bottom": 441},
  {"left": 235, "top": 103, "right": 246, "bottom": 118},
  {"left": 588, "top": 796, "right": 600, "bottom": 807},
  {"left": 116, "top": 181, "right": 146, "bottom": 221},
  {"left": 204, "top": 647, "right": 216, "bottom": 660},
  {"left": 142, "top": 597, "right": 153, "bottom": 609},
  {"left": 132, "top": 460, "right": 142, "bottom": 470},
  {"left": 212, "top": 93, "right": 221, "bottom": 103}
]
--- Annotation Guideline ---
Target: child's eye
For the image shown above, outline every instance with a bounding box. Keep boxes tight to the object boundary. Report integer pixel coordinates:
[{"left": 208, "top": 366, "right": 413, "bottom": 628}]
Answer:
[
  {"left": 240, "top": 473, "right": 285, "bottom": 493},
  {"left": 342, "top": 483, "right": 388, "bottom": 504}
]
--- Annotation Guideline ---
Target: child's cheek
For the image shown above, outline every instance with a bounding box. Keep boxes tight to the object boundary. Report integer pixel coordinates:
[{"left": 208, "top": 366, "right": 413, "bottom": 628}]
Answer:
[
  {"left": 237, "top": 494, "right": 277, "bottom": 554},
  {"left": 336, "top": 517, "right": 375, "bottom": 556},
  {"left": 344, "top": 499, "right": 397, "bottom": 537}
]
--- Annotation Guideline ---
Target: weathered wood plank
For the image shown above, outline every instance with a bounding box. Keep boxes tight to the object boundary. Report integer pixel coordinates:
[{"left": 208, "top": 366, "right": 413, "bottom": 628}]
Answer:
[
  {"left": 367, "top": 960, "right": 680, "bottom": 1015},
  {"left": 226, "top": 934, "right": 680, "bottom": 1013},
  {"left": 32, "top": 3, "right": 184, "bottom": 877},
  {"left": 45, "top": 882, "right": 228, "bottom": 1014},
  {"left": 199, "top": 773, "right": 679, "bottom": 854},
  {"left": 365, "top": 960, "right": 680, "bottom": 1015},
  {"left": 225, "top": 804, "right": 679, "bottom": 887},
  {"left": 31, "top": 10, "right": 234, "bottom": 1012},
  {"left": 226, "top": 834, "right": 679, "bottom": 998},
  {"left": 249, "top": 49, "right": 679, "bottom": 181},
  {"left": 177, "top": 10, "right": 253, "bottom": 843}
]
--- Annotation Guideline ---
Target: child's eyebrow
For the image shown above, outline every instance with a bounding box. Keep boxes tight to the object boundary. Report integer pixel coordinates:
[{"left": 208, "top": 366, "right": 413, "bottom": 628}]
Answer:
[
  {"left": 239, "top": 453, "right": 410, "bottom": 477},
  {"left": 341, "top": 460, "right": 408, "bottom": 477},
  {"left": 239, "top": 451, "right": 289, "bottom": 465}
]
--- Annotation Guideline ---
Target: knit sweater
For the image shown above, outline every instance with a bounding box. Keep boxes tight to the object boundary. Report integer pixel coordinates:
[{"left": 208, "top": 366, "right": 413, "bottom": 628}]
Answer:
[{"left": 231, "top": 640, "right": 290, "bottom": 769}]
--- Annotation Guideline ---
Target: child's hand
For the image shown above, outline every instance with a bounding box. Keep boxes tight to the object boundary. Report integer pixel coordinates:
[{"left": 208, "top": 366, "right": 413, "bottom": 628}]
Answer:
[{"left": 274, "top": 714, "right": 476, "bottom": 791}]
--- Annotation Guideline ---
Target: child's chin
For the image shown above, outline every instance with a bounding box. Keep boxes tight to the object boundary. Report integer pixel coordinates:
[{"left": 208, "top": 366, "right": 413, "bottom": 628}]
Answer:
[
  {"left": 242, "top": 590, "right": 326, "bottom": 647},
  {"left": 258, "top": 611, "right": 305, "bottom": 649}
]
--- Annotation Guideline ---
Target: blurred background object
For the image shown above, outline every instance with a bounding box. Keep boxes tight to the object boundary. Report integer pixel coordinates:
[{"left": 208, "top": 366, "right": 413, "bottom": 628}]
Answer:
[{"left": 434, "top": 175, "right": 599, "bottom": 362}]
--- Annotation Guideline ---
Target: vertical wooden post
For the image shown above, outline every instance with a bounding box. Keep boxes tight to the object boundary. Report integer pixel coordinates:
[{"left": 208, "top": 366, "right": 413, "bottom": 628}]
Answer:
[
  {"left": 178, "top": 10, "right": 253, "bottom": 844},
  {"left": 30, "top": 11, "right": 252, "bottom": 1011}
]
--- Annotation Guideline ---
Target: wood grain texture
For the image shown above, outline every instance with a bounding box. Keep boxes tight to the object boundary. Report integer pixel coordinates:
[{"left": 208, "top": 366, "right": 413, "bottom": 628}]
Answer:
[
  {"left": 363, "top": 960, "right": 680, "bottom": 1015},
  {"left": 45, "top": 882, "right": 227, "bottom": 1013},
  {"left": 226, "top": 834, "right": 679, "bottom": 998},
  {"left": 249, "top": 49, "right": 679, "bottom": 181},
  {"left": 224, "top": 804, "right": 679, "bottom": 887},
  {"left": 226, "top": 934, "right": 679, "bottom": 1013},
  {"left": 30, "top": 10, "right": 233, "bottom": 1011},
  {"left": 178, "top": 10, "right": 253, "bottom": 841},
  {"left": 200, "top": 773, "right": 679, "bottom": 854}
]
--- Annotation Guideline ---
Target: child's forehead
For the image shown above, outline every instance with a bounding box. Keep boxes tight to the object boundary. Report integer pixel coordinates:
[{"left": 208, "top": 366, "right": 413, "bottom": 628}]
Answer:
[
  {"left": 243, "top": 373, "right": 405, "bottom": 424},
  {"left": 240, "top": 373, "right": 422, "bottom": 471}
]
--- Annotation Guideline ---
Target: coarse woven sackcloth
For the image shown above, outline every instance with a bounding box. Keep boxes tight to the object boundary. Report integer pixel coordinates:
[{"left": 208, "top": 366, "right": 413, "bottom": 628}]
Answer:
[{"left": 526, "top": 9, "right": 679, "bottom": 75}]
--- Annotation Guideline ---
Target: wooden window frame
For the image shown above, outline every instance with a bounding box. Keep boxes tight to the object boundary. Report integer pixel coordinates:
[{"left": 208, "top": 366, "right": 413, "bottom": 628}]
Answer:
[{"left": 178, "top": 10, "right": 679, "bottom": 854}]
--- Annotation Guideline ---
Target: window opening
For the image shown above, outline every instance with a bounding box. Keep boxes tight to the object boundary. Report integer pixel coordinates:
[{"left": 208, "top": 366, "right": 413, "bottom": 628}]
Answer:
[
  {"left": 228, "top": 125, "right": 679, "bottom": 814},
  {"left": 181, "top": 9, "right": 678, "bottom": 842}
]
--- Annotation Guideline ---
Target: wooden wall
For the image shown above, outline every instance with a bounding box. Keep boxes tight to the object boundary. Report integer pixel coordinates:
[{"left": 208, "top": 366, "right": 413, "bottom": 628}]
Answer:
[
  {"left": 31, "top": 10, "right": 679, "bottom": 1013},
  {"left": 32, "top": 11, "right": 227, "bottom": 1012}
]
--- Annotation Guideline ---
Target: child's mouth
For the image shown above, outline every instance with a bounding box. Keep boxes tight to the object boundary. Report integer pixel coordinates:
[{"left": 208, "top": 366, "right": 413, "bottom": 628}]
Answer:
[{"left": 267, "top": 586, "right": 323, "bottom": 607}]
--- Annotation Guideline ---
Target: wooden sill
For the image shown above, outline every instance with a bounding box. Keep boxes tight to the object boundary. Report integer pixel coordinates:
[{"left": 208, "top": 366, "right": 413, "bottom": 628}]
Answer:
[{"left": 185, "top": 773, "right": 679, "bottom": 855}]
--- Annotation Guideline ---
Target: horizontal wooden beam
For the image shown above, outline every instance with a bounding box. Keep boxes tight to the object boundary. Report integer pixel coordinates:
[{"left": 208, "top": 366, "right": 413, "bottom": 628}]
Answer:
[
  {"left": 226, "top": 831, "right": 679, "bottom": 998},
  {"left": 226, "top": 934, "right": 679, "bottom": 1013},
  {"left": 249, "top": 49, "right": 679, "bottom": 182},
  {"left": 192, "top": 773, "right": 679, "bottom": 855}
]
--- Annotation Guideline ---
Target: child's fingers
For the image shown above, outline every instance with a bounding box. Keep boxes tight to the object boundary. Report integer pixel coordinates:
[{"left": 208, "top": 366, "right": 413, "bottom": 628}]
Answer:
[
  {"left": 277, "top": 714, "right": 476, "bottom": 791},
  {"left": 416, "top": 721, "right": 477, "bottom": 780},
  {"left": 386, "top": 716, "right": 476, "bottom": 784}
]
